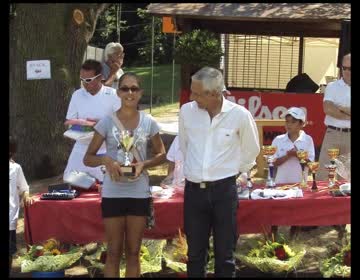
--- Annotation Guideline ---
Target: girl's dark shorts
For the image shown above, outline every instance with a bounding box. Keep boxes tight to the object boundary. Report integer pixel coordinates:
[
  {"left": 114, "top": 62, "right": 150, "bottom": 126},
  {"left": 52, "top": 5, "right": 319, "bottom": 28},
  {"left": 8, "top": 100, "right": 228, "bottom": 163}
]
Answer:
[{"left": 101, "top": 197, "right": 150, "bottom": 218}]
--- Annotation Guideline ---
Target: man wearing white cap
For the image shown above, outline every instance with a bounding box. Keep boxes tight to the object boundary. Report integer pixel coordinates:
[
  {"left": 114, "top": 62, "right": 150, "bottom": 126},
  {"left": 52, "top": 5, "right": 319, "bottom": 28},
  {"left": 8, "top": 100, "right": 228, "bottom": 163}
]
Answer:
[{"left": 271, "top": 107, "right": 315, "bottom": 184}]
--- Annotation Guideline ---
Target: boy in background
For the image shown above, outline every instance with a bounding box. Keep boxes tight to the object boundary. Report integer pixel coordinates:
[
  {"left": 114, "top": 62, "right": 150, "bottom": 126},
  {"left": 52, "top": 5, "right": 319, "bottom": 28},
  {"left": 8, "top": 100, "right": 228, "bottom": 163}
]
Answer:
[
  {"left": 9, "top": 136, "right": 33, "bottom": 271},
  {"left": 272, "top": 107, "right": 315, "bottom": 184},
  {"left": 271, "top": 107, "right": 315, "bottom": 237}
]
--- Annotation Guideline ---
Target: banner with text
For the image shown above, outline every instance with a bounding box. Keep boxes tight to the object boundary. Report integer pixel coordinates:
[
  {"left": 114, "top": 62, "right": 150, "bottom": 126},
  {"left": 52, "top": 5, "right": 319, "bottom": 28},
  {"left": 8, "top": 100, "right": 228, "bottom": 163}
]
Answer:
[{"left": 180, "top": 89, "right": 326, "bottom": 148}]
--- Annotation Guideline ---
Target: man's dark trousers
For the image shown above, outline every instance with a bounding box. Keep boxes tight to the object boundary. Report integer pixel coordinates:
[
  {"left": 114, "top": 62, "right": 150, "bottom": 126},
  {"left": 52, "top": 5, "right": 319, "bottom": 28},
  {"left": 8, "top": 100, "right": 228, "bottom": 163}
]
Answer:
[{"left": 184, "top": 176, "right": 239, "bottom": 277}]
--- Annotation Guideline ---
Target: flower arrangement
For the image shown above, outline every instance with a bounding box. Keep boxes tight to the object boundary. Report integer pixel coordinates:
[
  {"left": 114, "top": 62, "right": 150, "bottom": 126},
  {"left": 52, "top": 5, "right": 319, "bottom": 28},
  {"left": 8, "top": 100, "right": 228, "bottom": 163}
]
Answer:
[
  {"left": 163, "top": 229, "right": 188, "bottom": 272},
  {"left": 163, "top": 228, "right": 215, "bottom": 274},
  {"left": 18, "top": 238, "right": 82, "bottom": 273},
  {"left": 320, "top": 233, "right": 351, "bottom": 278},
  {"left": 85, "top": 240, "right": 166, "bottom": 277},
  {"left": 235, "top": 233, "right": 306, "bottom": 273}
]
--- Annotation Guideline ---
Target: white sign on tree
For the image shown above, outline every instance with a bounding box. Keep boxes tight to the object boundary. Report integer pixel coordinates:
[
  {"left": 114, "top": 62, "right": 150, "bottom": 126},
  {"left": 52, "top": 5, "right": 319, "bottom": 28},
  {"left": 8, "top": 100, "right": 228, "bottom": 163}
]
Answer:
[{"left": 26, "top": 60, "right": 51, "bottom": 80}]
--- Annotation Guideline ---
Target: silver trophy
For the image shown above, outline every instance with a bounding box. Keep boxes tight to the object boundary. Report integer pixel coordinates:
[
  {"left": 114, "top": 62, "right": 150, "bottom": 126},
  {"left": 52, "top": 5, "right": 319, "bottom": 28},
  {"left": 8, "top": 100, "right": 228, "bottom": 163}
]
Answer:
[
  {"left": 262, "top": 145, "right": 277, "bottom": 188},
  {"left": 118, "top": 130, "right": 136, "bottom": 176},
  {"left": 112, "top": 127, "right": 147, "bottom": 177}
]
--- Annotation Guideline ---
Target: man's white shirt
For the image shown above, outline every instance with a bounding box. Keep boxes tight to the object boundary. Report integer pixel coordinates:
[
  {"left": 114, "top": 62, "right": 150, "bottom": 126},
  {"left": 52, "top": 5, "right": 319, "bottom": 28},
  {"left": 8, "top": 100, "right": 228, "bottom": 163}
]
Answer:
[
  {"left": 66, "top": 85, "right": 121, "bottom": 153},
  {"left": 323, "top": 78, "right": 350, "bottom": 128},
  {"left": 179, "top": 97, "right": 260, "bottom": 183},
  {"left": 272, "top": 131, "right": 315, "bottom": 184}
]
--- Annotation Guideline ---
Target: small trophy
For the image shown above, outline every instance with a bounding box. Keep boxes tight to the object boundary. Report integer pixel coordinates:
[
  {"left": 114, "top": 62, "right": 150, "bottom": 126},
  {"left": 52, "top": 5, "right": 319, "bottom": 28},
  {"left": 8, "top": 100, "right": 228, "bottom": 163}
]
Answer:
[
  {"left": 118, "top": 130, "right": 136, "bottom": 177},
  {"left": 307, "top": 161, "right": 320, "bottom": 191},
  {"left": 262, "top": 145, "right": 277, "bottom": 188},
  {"left": 327, "top": 148, "right": 340, "bottom": 184},
  {"left": 324, "top": 164, "right": 337, "bottom": 188},
  {"left": 246, "top": 170, "right": 253, "bottom": 189},
  {"left": 296, "top": 150, "right": 309, "bottom": 188}
]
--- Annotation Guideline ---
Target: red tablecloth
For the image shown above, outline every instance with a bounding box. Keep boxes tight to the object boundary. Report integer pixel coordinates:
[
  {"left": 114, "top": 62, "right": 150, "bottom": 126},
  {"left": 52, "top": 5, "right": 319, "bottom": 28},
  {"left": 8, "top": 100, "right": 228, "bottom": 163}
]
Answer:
[{"left": 24, "top": 182, "right": 350, "bottom": 245}]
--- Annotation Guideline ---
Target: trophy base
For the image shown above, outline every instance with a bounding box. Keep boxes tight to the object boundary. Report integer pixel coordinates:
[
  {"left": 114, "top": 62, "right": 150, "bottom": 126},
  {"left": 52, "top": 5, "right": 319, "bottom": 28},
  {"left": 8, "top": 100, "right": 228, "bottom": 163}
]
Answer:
[
  {"left": 266, "top": 180, "right": 276, "bottom": 188},
  {"left": 120, "top": 165, "right": 136, "bottom": 177}
]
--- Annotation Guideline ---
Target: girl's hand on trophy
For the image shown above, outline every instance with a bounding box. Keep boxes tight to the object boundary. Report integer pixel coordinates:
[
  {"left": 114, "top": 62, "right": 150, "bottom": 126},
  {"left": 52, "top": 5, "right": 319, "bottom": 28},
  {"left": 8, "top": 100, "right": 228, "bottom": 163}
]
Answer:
[
  {"left": 103, "top": 156, "right": 123, "bottom": 181},
  {"left": 132, "top": 162, "right": 145, "bottom": 178}
]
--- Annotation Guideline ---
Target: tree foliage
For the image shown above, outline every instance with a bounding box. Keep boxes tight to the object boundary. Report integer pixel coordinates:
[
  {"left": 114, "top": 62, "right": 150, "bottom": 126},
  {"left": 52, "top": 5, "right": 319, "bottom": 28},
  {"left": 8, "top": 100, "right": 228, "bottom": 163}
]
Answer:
[
  {"left": 174, "top": 29, "right": 224, "bottom": 69},
  {"left": 134, "top": 8, "right": 174, "bottom": 65},
  {"left": 89, "top": 4, "right": 128, "bottom": 48}
]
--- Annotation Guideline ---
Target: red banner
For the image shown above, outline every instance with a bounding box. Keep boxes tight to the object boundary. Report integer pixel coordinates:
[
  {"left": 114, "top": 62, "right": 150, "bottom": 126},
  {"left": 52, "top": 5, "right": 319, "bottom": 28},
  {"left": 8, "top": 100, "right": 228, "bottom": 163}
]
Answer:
[{"left": 180, "top": 89, "right": 326, "bottom": 148}]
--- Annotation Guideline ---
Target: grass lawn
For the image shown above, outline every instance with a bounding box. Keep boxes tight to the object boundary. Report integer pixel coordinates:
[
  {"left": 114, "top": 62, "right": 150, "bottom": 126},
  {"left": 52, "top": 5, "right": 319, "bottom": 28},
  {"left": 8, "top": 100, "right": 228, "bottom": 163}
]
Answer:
[{"left": 124, "top": 64, "right": 181, "bottom": 105}]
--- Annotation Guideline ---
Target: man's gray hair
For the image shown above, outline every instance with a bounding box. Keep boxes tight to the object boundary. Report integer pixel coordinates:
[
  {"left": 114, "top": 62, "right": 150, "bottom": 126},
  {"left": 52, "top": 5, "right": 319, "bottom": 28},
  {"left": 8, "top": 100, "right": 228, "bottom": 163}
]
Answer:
[
  {"left": 104, "top": 42, "right": 124, "bottom": 61},
  {"left": 192, "top": 67, "right": 225, "bottom": 94}
]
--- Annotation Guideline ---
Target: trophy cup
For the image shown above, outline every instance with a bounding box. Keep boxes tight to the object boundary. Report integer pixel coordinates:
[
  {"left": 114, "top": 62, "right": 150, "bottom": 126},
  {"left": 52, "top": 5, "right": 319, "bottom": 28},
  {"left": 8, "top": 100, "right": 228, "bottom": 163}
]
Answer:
[
  {"left": 296, "top": 150, "right": 309, "bottom": 188},
  {"left": 326, "top": 148, "right": 340, "bottom": 185},
  {"left": 262, "top": 145, "right": 277, "bottom": 188},
  {"left": 307, "top": 161, "right": 320, "bottom": 191},
  {"left": 246, "top": 170, "right": 253, "bottom": 189},
  {"left": 118, "top": 130, "right": 136, "bottom": 177}
]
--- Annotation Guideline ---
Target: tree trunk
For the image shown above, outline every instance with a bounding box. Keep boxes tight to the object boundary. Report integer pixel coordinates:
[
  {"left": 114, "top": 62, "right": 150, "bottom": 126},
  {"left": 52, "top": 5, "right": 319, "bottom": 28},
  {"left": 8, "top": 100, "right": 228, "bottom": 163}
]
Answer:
[{"left": 9, "top": 3, "right": 109, "bottom": 179}]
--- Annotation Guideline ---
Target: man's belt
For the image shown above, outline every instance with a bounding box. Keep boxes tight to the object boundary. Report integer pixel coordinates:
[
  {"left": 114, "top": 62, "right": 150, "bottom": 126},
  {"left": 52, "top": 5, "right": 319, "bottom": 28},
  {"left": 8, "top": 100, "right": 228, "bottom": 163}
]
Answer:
[
  {"left": 327, "top": 125, "right": 351, "bottom": 133},
  {"left": 186, "top": 176, "right": 236, "bottom": 189}
]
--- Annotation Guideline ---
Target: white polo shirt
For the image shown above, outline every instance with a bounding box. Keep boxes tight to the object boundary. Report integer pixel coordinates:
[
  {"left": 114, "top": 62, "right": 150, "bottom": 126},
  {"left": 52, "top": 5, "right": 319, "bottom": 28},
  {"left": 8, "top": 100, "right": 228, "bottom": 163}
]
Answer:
[
  {"left": 64, "top": 85, "right": 121, "bottom": 180},
  {"left": 9, "top": 161, "right": 29, "bottom": 230},
  {"left": 179, "top": 97, "right": 260, "bottom": 183},
  {"left": 323, "top": 78, "right": 351, "bottom": 128},
  {"left": 272, "top": 131, "right": 315, "bottom": 184}
]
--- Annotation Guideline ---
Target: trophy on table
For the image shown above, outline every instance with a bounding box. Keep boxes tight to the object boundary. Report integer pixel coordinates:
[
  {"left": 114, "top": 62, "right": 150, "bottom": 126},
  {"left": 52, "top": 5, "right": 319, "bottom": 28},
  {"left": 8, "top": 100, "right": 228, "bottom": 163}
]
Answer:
[
  {"left": 262, "top": 145, "right": 277, "bottom": 188},
  {"left": 307, "top": 161, "right": 320, "bottom": 191},
  {"left": 296, "top": 150, "right": 309, "bottom": 188},
  {"left": 325, "top": 148, "right": 340, "bottom": 188}
]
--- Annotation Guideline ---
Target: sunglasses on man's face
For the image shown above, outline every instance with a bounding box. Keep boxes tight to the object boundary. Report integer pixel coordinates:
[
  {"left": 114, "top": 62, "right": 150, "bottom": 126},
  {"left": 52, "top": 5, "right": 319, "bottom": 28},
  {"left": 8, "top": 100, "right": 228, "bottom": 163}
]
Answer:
[
  {"left": 342, "top": 66, "right": 351, "bottom": 71},
  {"left": 80, "top": 73, "right": 102, "bottom": 83},
  {"left": 118, "top": 86, "right": 141, "bottom": 93}
]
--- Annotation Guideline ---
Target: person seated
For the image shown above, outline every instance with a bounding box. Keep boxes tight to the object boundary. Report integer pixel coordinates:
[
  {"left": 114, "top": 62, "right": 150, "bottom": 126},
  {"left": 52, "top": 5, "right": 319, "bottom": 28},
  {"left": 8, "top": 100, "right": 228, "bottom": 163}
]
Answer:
[{"left": 271, "top": 107, "right": 315, "bottom": 238}]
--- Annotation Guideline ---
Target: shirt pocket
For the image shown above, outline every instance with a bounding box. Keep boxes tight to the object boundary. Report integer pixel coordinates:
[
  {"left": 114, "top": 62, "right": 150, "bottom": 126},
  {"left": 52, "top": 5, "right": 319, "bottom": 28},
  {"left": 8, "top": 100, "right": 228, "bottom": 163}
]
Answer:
[{"left": 216, "top": 128, "right": 236, "bottom": 147}]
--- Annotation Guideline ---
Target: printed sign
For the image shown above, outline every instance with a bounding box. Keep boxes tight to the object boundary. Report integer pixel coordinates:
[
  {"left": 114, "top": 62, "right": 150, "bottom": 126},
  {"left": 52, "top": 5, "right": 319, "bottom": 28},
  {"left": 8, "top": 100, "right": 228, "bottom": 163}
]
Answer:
[{"left": 26, "top": 60, "right": 51, "bottom": 80}]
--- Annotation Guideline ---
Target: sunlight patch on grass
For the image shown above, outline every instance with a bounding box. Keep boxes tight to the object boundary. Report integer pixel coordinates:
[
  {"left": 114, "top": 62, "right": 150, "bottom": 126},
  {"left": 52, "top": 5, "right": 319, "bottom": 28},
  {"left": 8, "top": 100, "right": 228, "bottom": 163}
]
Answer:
[{"left": 143, "top": 102, "right": 180, "bottom": 117}]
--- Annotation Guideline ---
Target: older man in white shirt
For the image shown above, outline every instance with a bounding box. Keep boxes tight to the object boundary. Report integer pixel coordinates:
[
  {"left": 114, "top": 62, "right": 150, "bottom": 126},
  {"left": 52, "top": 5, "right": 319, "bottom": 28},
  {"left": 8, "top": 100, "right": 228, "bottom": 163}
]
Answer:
[
  {"left": 318, "top": 53, "right": 351, "bottom": 180},
  {"left": 179, "top": 67, "right": 260, "bottom": 278}
]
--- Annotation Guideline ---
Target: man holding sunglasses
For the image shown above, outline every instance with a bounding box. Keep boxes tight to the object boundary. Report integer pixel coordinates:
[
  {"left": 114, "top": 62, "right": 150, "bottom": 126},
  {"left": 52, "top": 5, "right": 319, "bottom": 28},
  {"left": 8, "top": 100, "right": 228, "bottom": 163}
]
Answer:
[
  {"left": 317, "top": 53, "right": 351, "bottom": 180},
  {"left": 63, "top": 59, "right": 121, "bottom": 183}
]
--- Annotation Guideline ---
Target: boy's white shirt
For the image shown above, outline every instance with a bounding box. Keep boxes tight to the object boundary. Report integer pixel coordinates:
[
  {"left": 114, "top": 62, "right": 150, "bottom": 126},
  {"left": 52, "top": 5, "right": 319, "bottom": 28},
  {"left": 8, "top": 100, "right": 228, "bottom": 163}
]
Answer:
[
  {"left": 272, "top": 130, "right": 315, "bottom": 184},
  {"left": 9, "top": 161, "right": 30, "bottom": 230}
]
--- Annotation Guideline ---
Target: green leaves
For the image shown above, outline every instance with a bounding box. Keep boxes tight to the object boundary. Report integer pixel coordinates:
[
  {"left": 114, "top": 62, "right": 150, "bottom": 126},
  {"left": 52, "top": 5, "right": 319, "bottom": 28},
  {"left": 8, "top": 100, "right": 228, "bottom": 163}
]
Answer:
[{"left": 174, "top": 29, "right": 224, "bottom": 68}]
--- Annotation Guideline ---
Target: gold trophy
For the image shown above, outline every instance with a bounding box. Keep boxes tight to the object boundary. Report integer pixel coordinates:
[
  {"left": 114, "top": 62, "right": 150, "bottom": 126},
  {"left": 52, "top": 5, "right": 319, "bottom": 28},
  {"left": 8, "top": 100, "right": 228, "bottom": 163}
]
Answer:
[
  {"left": 262, "top": 145, "right": 277, "bottom": 188},
  {"left": 296, "top": 150, "right": 309, "bottom": 188},
  {"left": 325, "top": 148, "right": 339, "bottom": 188},
  {"left": 118, "top": 130, "right": 136, "bottom": 177},
  {"left": 307, "top": 161, "right": 320, "bottom": 191}
]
